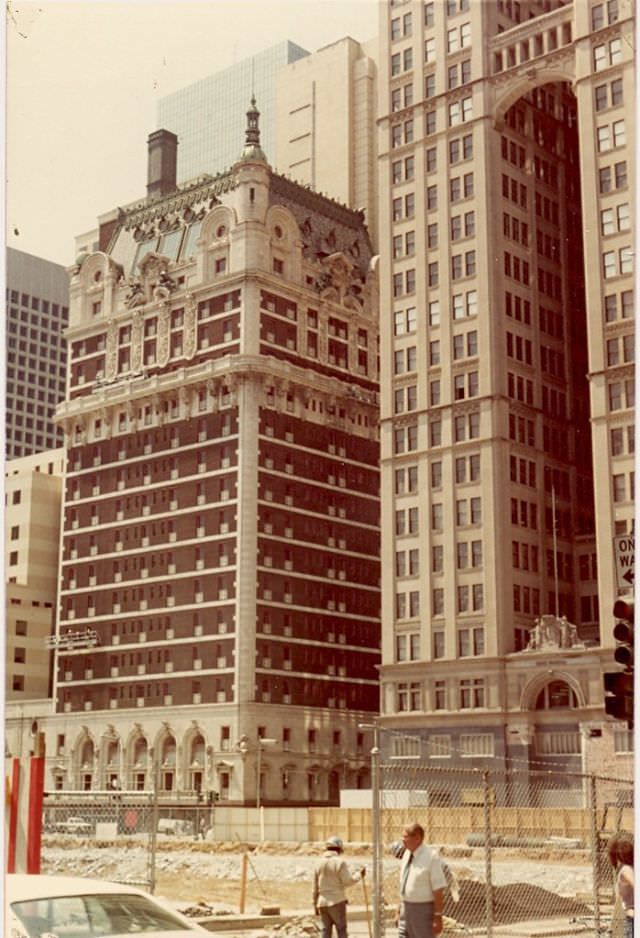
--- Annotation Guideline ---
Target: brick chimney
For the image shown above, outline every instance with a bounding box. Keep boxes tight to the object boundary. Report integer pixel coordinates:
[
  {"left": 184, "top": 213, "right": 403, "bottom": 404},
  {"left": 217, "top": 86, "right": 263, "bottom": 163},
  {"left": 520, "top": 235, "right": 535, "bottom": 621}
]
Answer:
[{"left": 147, "top": 129, "right": 178, "bottom": 198}]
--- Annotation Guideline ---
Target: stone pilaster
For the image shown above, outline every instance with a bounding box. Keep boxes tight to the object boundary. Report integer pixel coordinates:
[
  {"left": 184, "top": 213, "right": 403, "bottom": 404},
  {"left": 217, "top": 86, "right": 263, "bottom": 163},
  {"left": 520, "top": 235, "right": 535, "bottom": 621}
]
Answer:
[{"left": 234, "top": 373, "right": 260, "bottom": 704}]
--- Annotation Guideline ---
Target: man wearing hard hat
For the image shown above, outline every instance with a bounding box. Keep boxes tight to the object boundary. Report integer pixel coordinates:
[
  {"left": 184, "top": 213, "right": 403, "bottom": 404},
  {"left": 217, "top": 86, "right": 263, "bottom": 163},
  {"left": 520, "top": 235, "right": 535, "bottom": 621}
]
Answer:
[{"left": 313, "top": 836, "right": 366, "bottom": 938}]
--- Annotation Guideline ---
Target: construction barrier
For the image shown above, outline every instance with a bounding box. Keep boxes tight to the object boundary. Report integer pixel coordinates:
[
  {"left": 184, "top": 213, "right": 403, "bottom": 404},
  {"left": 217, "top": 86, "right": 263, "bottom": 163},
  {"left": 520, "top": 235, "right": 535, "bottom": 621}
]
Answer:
[{"left": 5, "top": 733, "right": 46, "bottom": 873}]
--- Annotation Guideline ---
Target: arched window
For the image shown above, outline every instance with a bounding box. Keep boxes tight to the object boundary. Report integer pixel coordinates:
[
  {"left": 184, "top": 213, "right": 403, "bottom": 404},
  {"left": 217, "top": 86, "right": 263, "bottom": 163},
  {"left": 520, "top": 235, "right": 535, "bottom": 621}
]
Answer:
[
  {"left": 79, "top": 738, "right": 94, "bottom": 791},
  {"left": 189, "top": 734, "right": 205, "bottom": 793},
  {"left": 535, "top": 680, "right": 577, "bottom": 710},
  {"left": 160, "top": 735, "right": 176, "bottom": 792},
  {"left": 161, "top": 736, "right": 176, "bottom": 766},
  {"left": 132, "top": 737, "right": 148, "bottom": 791},
  {"left": 105, "top": 739, "right": 120, "bottom": 790}
]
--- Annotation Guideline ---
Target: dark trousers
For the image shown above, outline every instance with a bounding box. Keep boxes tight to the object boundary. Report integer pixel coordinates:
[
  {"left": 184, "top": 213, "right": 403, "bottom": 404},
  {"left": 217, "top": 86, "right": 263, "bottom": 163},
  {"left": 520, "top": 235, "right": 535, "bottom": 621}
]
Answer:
[
  {"left": 399, "top": 900, "right": 435, "bottom": 938},
  {"left": 320, "top": 900, "right": 348, "bottom": 938}
]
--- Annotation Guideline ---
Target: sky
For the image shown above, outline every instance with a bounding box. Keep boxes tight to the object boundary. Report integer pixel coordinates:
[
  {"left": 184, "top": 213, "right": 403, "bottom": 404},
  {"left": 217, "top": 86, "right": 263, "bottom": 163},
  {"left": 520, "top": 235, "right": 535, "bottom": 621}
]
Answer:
[{"left": 6, "top": 0, "right": 380, "bottom": 267}]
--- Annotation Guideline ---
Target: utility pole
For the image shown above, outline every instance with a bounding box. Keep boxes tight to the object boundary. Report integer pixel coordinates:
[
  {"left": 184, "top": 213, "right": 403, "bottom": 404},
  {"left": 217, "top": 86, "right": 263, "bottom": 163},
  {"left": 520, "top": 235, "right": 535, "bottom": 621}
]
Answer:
[
  {"left": 256, "top": 737, "right": 277, "bottom": 810},
  {"left": 360, "top": 723, "right": 382, "bottom": 937},
  {"left": 552, "top": 484, "right": 559, "bottom": 616}
]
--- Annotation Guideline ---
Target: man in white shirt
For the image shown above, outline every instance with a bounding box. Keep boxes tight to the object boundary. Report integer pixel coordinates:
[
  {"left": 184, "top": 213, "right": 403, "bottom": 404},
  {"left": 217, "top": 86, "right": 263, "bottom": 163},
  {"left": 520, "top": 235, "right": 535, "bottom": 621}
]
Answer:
[{"left": 397, "top": 822, "right": 446, "bottom": 938}]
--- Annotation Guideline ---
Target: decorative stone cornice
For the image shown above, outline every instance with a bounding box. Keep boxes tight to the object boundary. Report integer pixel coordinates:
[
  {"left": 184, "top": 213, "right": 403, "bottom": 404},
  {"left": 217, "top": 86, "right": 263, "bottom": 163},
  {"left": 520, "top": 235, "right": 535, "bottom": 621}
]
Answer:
[
  {"left": 119, "top": 173, "right": 236, "bottom": 230},
  {"left": 56, "top": 354, "right": 379, "bottom": 438},
  {"left": 490, "top": 47, "right": 575, "bottom": 90}
]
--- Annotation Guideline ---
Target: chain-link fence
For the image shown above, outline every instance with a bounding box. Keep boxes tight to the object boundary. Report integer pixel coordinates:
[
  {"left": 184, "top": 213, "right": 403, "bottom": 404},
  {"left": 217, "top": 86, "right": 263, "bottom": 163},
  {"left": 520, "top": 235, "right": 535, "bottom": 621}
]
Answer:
[
  {"left": 377, "top": 762, "right": 633, "bottom": 937},
  {"left": 41, "top": 790, "right": 226, "bottom": 892},
  {"left": 40, "top": 770, "right": 633, "bottom": 935},
  {"left": 42, "top": 791, "right": 157, "bottom": 890}
]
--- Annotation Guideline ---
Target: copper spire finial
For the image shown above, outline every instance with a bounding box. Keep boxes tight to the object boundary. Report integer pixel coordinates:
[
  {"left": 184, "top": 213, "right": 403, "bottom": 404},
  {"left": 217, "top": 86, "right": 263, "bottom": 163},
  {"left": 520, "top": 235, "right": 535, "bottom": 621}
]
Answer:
[{"left": 238, "top": 95, "right": 268, "bottom": 164}]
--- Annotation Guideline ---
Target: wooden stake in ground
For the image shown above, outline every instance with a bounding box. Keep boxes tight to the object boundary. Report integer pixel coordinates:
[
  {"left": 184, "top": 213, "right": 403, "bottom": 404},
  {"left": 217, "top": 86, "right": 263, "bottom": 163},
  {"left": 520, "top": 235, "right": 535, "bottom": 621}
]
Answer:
[
  {"left": 361, "top": 875, "right": 372, "bottom": 938},
  {"left": 239, "top": 852, "right": 248, "bottom": 913}
]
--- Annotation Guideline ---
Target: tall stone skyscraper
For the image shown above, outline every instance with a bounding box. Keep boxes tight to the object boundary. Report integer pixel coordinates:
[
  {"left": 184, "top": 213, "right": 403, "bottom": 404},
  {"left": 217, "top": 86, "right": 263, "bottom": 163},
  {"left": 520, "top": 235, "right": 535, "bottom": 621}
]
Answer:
[{"left": 377, "top": 0, "right": 634, "bottom": 770}]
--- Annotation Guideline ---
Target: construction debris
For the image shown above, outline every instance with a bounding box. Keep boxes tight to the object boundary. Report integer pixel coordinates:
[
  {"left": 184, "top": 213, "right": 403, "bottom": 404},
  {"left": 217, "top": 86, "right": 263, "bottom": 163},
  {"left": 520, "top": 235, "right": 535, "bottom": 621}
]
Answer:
[{"left": 261, "top": 915, "right": 319, "bottom": 936}]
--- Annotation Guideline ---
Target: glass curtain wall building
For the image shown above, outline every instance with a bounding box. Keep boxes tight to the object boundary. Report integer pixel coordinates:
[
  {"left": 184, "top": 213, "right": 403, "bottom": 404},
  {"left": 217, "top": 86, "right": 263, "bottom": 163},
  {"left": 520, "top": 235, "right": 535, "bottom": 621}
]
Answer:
[{"left": 157, "top": 40, "right": 309, "bottom": 183}]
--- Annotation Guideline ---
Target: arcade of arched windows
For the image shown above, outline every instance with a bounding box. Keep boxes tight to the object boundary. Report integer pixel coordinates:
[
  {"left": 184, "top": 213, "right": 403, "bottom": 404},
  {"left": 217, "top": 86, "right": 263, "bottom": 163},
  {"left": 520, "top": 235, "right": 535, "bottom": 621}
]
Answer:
[
  {"left": 50, "top": 726, "right": 210, "bottom": 794},
  {"left": 48, "top": 725, "right": 370, "bottom": 800}
]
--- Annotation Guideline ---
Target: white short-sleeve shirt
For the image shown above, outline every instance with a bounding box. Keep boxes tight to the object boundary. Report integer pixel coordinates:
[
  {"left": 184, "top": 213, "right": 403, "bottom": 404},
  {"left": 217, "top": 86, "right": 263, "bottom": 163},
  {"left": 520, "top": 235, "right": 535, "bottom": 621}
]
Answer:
[{"left": 400, "top": 843, "right": 446, "bottom": 902}]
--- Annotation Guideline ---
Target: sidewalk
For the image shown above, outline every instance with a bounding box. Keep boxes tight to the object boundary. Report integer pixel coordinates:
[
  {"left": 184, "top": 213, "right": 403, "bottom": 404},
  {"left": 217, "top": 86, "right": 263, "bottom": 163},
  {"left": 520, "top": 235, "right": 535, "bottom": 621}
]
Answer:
[
  {"left": 195, "top": 905, "right": 375, "bottom": 934},
  {"left": 196, "top": 907, "right": 598, "bottom": 937}
]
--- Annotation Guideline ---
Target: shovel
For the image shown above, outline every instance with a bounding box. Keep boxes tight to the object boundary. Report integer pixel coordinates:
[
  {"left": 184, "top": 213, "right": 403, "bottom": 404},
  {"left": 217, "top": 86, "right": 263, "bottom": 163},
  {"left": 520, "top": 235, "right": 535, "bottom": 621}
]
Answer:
[{"left": 361, "top": 874, "right": 372, "bottom": 938}]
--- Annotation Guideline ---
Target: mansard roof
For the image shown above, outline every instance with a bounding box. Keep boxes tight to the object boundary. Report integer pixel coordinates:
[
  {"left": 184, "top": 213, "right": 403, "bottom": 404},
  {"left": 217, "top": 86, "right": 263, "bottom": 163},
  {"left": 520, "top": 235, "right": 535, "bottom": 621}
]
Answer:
[{"left": 105, "top": 165, "right": 372, "bottom": 275}]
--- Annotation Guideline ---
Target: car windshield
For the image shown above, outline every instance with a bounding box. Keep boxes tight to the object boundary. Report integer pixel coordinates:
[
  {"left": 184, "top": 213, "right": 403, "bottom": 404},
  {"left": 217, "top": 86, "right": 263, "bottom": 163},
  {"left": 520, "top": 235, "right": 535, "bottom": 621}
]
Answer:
[{"left": 11, "top": 892, "right": 195, "bottom": 937}]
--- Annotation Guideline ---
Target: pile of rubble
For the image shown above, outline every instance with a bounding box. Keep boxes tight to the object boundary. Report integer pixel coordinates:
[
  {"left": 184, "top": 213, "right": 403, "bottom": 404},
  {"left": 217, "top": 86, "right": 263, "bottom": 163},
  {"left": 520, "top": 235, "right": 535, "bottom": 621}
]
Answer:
[{"left": 260, "top": 916, "right": 320, "bottom": 937}]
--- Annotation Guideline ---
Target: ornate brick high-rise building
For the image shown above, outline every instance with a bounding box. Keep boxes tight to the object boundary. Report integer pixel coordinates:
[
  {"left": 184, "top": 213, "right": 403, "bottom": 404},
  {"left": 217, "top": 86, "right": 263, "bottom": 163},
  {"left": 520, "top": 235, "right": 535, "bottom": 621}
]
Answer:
[
  {"left": 48, "top": 102, "right": 380, "bottom": 802},
  {"left": 377, "top": 0, "right": 635, "bottom": 773}
]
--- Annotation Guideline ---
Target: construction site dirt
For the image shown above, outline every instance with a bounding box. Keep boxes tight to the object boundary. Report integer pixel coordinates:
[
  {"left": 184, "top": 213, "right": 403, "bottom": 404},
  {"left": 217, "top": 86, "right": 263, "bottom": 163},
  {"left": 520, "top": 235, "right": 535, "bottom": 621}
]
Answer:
[{"left": 40, "top": 837, "right": 603, "bottom": 936}]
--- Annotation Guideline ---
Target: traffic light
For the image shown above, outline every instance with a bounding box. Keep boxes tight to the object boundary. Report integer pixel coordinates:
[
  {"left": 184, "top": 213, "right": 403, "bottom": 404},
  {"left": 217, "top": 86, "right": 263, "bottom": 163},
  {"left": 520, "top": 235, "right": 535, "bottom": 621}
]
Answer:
[
  {"left": 613, "top": 597, "right": 634, "bottom": 670},
  {"left": 603, "top": 597, "right": 634, "bottom": 729},
  {"left": 603, "top": 670, "right": 634, "bottom": 722}
]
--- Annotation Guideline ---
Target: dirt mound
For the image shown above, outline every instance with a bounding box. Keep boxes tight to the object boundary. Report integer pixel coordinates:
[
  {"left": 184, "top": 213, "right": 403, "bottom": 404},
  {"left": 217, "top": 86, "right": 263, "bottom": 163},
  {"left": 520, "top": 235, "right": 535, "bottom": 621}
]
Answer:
[{"left": 443, "top": 881, "right": 592, "bottom": 927}]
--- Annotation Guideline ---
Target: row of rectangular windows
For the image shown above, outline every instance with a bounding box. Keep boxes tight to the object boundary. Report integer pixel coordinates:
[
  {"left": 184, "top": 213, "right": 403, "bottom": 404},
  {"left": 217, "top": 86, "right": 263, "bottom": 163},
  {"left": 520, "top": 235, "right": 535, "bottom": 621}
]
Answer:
[
  {"left": 396, "top": 627, "right": 485, "bottom": 664},
  {"left": 395, "top": 290, "right": 479, "bottom": 342},
  {"left": 390, "top": 729, "right": 629, "bottom": 758},
  {"left": 7, "top": 320, "right": 64, "bottom": 345},
  {"left": 6, "top": 431, "right": 60, "bottom": 449},
  {"left": 396, "top": 677, "right": 485, "bottom": 713},
  {"left": 392, "top": 133, "right": 473, "bottom": 187},
  {"left": 8, "top": 392, "right": 60, "bottom": 411},
  {"left": 390, "top": 0, "right": 470, "bottom": 40},
  {"left": 394, "top": 457, "right": 480, "bottom": 509},
  {"left": 390, "top": 98, "right": 474, "bottom": 144},
  {"left": 7, "top": 291, "right": 67, "bottom": 317},
  {"left": 393, "top": 171, "right": 474, "bottom": 222}
]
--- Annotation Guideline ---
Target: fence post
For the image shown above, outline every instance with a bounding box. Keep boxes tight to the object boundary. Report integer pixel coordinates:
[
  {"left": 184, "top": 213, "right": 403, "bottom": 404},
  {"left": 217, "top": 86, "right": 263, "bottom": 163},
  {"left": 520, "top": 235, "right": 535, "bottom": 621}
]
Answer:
[
  {"left": 588, "top": 773, "right": 601, "bottom": 935},
  {"left": 371, "top": 727, "right": 382, "bottom": 938},
  {"left": 359, "top": 723, "right": 383, "bottom": 938},
  {"left": 483, "top": 770, "right": 493, "bottom": 938},
  {"left": 148, "top": 757, "right": 159, "bottom": 894}
]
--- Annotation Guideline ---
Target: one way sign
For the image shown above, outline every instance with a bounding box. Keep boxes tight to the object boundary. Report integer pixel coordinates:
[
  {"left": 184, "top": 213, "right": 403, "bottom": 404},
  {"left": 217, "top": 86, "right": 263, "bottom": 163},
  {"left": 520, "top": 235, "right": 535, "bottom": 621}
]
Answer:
[{"left": 614, "top": 534, "right": 635, "bottom": 590}]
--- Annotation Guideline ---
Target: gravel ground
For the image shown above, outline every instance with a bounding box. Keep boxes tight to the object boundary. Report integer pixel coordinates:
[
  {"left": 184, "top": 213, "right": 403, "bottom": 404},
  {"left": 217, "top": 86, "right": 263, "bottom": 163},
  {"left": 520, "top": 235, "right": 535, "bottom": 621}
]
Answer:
[{"left": 40, "top": 837, "right": 594, "bottom": 913}]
